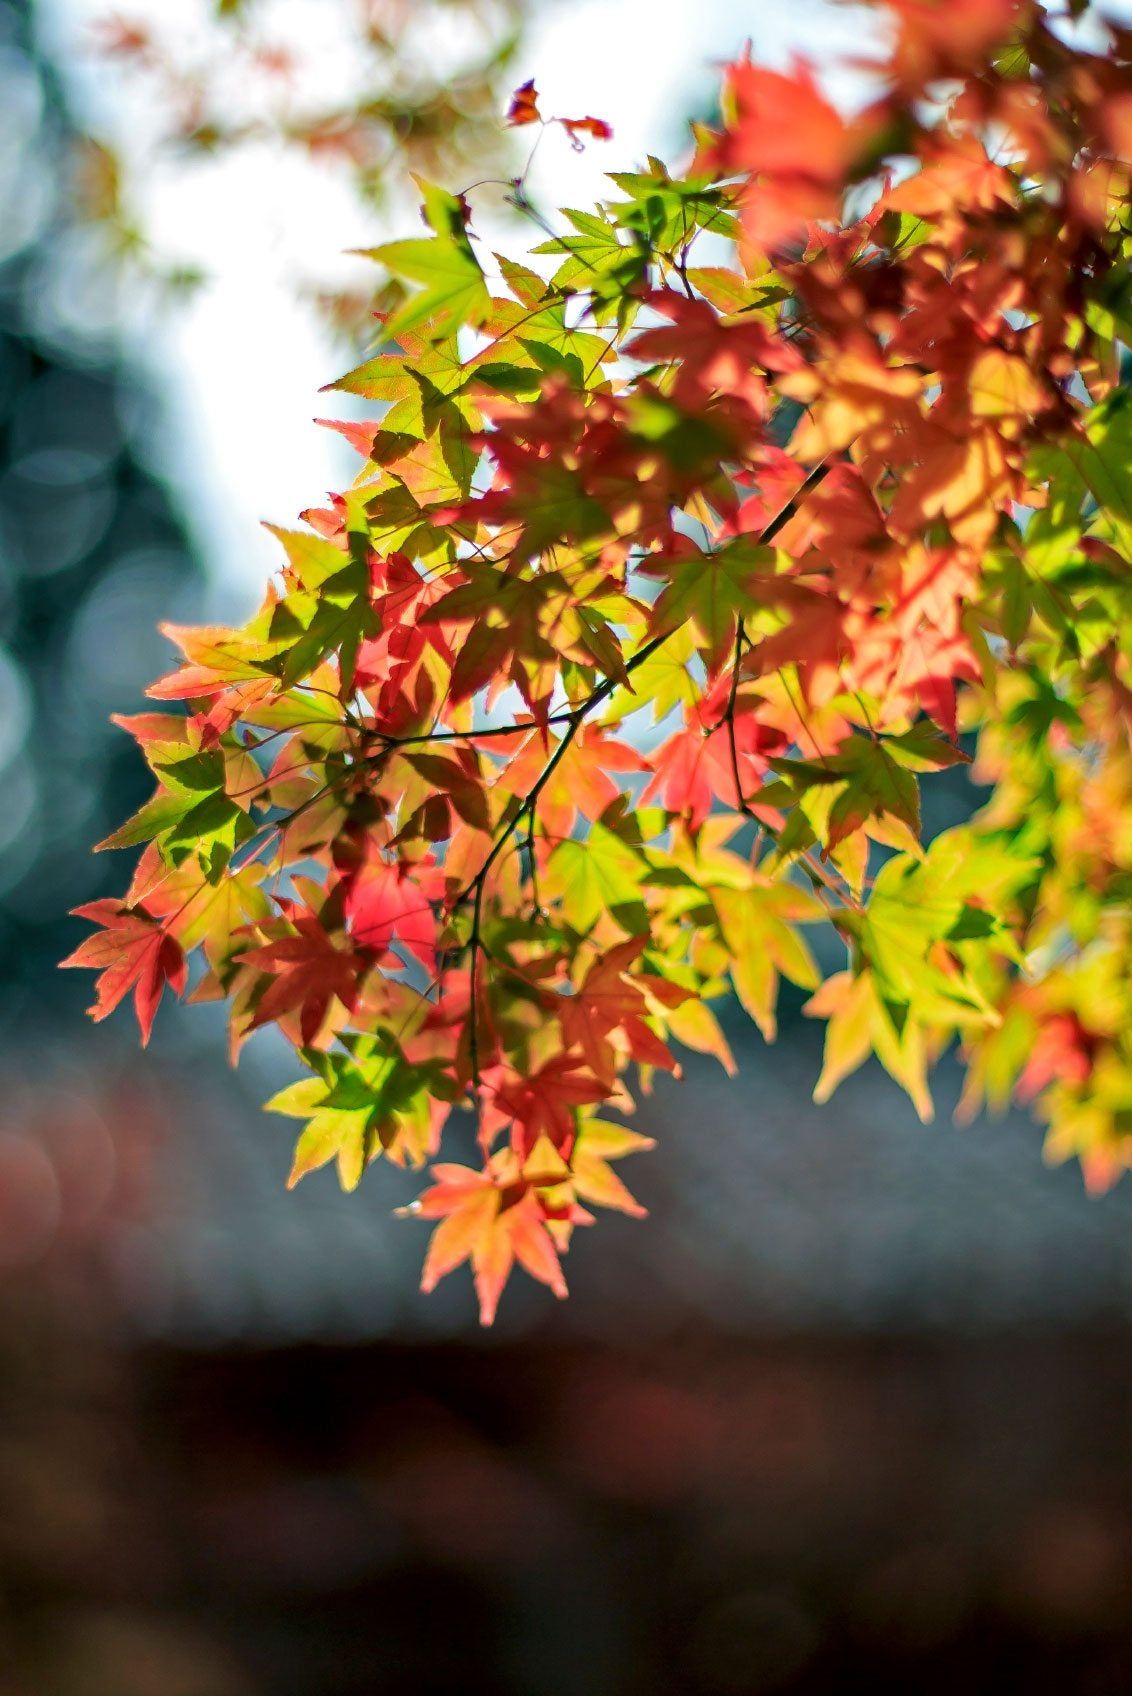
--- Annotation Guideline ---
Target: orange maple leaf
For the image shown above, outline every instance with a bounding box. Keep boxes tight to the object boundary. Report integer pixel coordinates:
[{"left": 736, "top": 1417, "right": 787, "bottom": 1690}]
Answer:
[{"left": 407, "top": 1160, "right": 572, "bottom": 1325}]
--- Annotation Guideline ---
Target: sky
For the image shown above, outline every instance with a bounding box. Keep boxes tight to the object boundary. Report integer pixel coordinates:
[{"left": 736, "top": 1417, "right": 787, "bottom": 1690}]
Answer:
[{"left": 36, "top": 0, "right": 879, "bottom": 610}]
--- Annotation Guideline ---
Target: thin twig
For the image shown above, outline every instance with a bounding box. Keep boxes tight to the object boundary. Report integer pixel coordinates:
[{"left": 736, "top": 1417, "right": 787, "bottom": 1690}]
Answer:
[{"left": 467, "top": 873, "right": 486, "bottom": 1130}]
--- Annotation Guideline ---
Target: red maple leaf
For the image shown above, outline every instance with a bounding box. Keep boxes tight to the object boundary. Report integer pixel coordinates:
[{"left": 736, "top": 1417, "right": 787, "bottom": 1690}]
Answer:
[
  {"left": 700, "top": 56, "right": 876, "bottom": 247},
  {"left": 354, "top": 551, "right": 455, "bottom": 732},
  {"left": 561, "top": 114, "right": 612, "bottom": 145},
  {"left": 242, "top": 916, "right": 367, "bottom": 1046},
  {"left": 506, "top": 78, "right": 541, "bottom": 126},
  {"left": 497, "top": 725, "right": 645, "bottom": 843},
  {"left": 481, "top": 1055, "right": 609, "bottom": 1160},
  {"left": 1017, "top": 1013, "right": 1097, "bottom": 1102},
  {"left": 558, "top": 938, "right": 684, "bottom": 1086},
  {"left": 346, "top": 859, "right": 443, "bottom": 970},
  {"left": 63, "top": 901, "right": 186, "bottom": 1045},
  {"left": 642, "top": 682, "right": 787, "bottom": 829},
  {"left": 884, "top": 0, "right": 1025, "bottom": 87},
  {"left": 627, "top": 291, "right": 799, "bottom": 412}
]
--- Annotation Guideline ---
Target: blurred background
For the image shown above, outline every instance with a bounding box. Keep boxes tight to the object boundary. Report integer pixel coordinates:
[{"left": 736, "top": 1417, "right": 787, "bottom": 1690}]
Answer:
[{"left": 4, "top": 0, "right": 1132, "bottom": 1690}]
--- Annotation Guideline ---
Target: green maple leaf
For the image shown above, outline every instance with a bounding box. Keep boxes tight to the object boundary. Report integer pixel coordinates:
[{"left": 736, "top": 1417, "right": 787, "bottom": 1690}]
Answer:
[
  {"left": 649, "top": 540, "right": 774, "bottom": 670},
  {"left": 547, "top": 820, "right": 650, "bottom": 935},
  {"left": 361, "top": 180, "right": 491, "bottom": 344},
  {"left": 823, "top": 739, "right": 921, "bottom": 850},
  {"left": 532, "top": 208, "right": 649, "bottom": 320},
  {"left": 267, "top": 1038, "right": 437, "bottom": 1191},
  {"left": 98, "top": 740, "right": 257, "bottom": 877},
  {"left": 1065, "top": 389, "right": 1132, "bottom": 559}
]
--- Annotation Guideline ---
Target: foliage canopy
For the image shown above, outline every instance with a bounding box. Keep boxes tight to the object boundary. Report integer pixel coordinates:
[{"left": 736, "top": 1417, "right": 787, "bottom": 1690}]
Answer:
[{"left": 67, "top": 0, "right": 1132, "bottom": 1323}]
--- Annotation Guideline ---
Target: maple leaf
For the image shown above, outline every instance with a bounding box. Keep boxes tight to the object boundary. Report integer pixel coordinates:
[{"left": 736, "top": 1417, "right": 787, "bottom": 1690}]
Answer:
[
  {"left": 424, "top": 563, "right": 599, "bottom": 714},
  {"left": 505, "top": 81, "right": 611, "bottom": 145},
  {"left": 1017, "top": 1015, "right": 1098, "bottom": 1103},
  {"left": 881, "top": 135, "right": 1017, "bottom": 220},
  {"left": 532, "top": 208, "right": 648, "bottom": 310},
  {"left": 561, "top": 115, "right": 613, "bottom": 146},
  {"left": 267, "top": 1037, "right": 446, "bottom": 1188},
  {"left": 497, "top": 725, "right": 645, "bottom": 842},
  {"left": 645, "top": 537, "right": 776, "bottom": 673},
  {"left": 126, "top": 842, "right": 272, "bottom": 969},
  {"left": 627, "top": 289, "right": 800, "bottom": 411},
  {"left": 360, "top": 179, "right": 490, "bottom": 344},
  {"left": 63, "top": 901, "right": 187, "bottom": 1045},
  {"left": 772, "top": 731, "right": 942, "bottom": 855},
  {"left": 404, "top": 1160, "right": 571, "bottom": 1325},
  {"left": 544, "top": 819, "right": 651, "bottom": 935},
  {"left": 701, "top": 55, "right": 877, "bottom": 248},
  {"left": 558, "top": 938, "right": 683, "bottom": 1086},
  {"left": 346, "top": 859, "right": 443, "bottom": 970},
  {"left": 482, "top": 1055, "right": 610, "bottom": 1160},
  {"left": 642, "top": 682, "right": 786, "bottom": 830},
  {"left": 841, "top": 544, "right": 982, "bottom": 736},
  {"left": 713, "top": 880, "right": 822, "bottom": 1041},
  {"left": 145, "top": 620, "right": 277, "bottom": 701},
  {"left": 805, "top": 968, "right": 934, "bottom": 1123},
  {"left": 785, "top": 346, "right": 925, "bottom": 462},
  {"left": 95, "top": 714, "right": 261, "bottom": 876},
  {"left": 241, "top": 915, "right": 368, "bottom": 1046},
  {"left": 885, "top": 0, "right": 1025, "bottom": 85},
  {"left": 567, "top": 1119, "right": 655, "bottom": 1218},
  {"left": 506, "top": 78, "right": 540, "bottom": 127},
  {"left": 888, "top": 421, "right": 1019, "bottom": 550}
]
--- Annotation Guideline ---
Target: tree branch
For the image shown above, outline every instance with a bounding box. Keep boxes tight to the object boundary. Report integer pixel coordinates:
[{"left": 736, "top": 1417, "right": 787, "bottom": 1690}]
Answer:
[{"left": 451, "top": 459, "right": 835, "bottom": 916}]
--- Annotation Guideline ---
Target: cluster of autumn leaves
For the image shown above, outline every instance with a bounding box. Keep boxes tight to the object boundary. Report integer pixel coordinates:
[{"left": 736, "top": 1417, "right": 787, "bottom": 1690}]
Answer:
[{"left": 66, "top": 0, "right": 1132, "bottom": 1322}]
